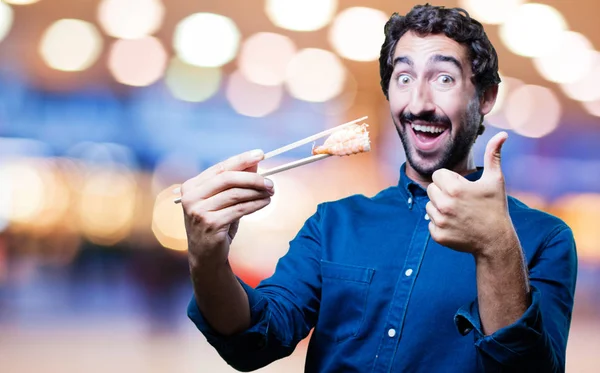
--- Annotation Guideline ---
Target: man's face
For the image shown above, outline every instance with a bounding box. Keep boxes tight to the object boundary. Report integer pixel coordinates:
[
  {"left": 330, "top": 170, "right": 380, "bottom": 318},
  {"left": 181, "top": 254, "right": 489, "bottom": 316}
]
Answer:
[{"left": 388, "top": 32, "right": 485, "bottom": 176}]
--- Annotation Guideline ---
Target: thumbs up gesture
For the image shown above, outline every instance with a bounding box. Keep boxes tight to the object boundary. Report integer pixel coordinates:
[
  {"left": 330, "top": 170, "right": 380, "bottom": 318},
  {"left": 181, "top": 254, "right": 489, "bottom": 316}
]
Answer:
[{"left": 425, "top": 131, "right": 517, "bottom": 256}]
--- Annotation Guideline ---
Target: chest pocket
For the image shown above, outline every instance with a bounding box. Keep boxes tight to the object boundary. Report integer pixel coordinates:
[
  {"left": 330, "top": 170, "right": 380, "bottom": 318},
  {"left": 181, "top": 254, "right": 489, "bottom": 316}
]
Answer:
[{"left": 317, "top": 260, "right": 375, "bottom": 342}]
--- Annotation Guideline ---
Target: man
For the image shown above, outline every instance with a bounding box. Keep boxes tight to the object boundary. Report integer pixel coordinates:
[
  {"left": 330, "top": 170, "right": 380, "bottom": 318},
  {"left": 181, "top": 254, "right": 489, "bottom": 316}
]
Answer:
[{"left": 180, "top": 4, "right": 577, "bottom": 372}]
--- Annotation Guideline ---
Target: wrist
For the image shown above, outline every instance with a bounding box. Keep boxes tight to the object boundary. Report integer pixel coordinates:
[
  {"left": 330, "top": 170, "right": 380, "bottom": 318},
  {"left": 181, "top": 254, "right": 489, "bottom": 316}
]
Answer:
[{"left": 474, "top": 225, "right": 521, "bottom": 264}]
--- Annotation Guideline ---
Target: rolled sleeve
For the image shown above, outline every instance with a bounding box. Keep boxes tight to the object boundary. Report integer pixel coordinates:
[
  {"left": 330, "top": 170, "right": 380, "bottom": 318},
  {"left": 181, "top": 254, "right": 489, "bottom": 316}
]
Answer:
[
  {"left": 455, "top": 286, "right": 544, "bottom": 365},
  {"left": 187, "top": 278, "right": 270, "bottom": 354}
]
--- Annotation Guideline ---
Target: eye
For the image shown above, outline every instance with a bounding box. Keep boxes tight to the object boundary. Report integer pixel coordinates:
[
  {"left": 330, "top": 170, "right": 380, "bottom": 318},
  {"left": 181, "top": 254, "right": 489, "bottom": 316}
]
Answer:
[
  {"left": 397, "top": 74, "right": 412, "bottom": 85},
  {"left": 436, "top": 75, "right": 454, "bottom": 85}
]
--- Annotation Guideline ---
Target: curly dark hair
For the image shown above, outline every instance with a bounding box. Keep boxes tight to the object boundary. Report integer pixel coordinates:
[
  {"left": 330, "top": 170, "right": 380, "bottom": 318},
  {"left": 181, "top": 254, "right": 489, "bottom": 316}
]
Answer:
[{"left": 379, "top": 4, "right": 501, "bottom": 100}]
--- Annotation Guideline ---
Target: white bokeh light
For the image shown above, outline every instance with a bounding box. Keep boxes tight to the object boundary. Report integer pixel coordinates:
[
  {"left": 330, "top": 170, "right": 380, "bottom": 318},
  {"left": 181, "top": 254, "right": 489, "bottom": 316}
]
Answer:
[
  {"left": 173, "top": 13, "right": 240, "bottom": 67},
  {"left": 39, "top": 19, "right": 103, "bottom": 72},
  {"left": 328, "top": 7, "right": 387, "bottom": 62},
  {"left": 238, "top": 32, "right": 296, "bottom": 86},
  {"left": 582, "top": 100, "right": 600, "bottom": 118},
  {"left": 165, "top": 58, "right": 222, "bottom": 102},
  {"left": 533, "top": 32, "right": 596, "bottom": 84},
  {"left": 505, "top": 84, "right": 561, "bottom": 138},
  {"left": 226, "top": 70, "right": 283, "bottom": 117},
  {"left": 560, "top": 52, "right": 600, "bottom": 102},
  {"left": 98, "top": 0, "right": 164, "bottom": 39},
  {"left": 499, "top": 3, "right": 567, "bottom": 58},
  {"left": 458, "top": 0, "right": 524, "bottom": 25},
  {"left": 108, "top": 37, "right": 167, "bottom": 87},
  {"left": 285, "top": 48, "right": 346, "bottom": 102},
  {"left": 0, "top": 2, "right": 14, "bottom": 45},
  {"left": 266, "top": 0, "right": 337, "bottom": 32}
]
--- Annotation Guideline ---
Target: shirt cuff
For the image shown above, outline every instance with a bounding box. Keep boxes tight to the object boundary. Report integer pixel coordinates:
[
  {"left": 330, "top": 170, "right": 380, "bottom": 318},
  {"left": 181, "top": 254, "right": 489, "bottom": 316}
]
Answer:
[
  {"left": 187, "top": 277, "right": 270, "bottom": 353},
  {"left": 454, "top": 286, "right": 543, "bottom": 363}
]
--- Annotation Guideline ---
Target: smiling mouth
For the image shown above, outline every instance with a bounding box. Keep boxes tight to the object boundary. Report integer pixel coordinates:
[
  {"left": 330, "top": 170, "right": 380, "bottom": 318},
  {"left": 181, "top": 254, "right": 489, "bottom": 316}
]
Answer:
[{"left": 408, "top": 122, "right": 450, "bottom": 151}]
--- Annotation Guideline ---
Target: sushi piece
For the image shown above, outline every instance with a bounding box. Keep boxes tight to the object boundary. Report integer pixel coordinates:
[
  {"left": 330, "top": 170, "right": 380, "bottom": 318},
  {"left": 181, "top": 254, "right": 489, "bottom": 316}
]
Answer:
[{"left": 312, "top": 123, "right": 371, "bottom": 156}]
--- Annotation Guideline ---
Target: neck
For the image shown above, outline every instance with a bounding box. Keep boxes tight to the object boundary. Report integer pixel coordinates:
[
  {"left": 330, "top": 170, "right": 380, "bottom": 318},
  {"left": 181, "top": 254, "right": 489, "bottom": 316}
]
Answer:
[{"left": 406, "top": 153, "right": 476, "bottom": 189}]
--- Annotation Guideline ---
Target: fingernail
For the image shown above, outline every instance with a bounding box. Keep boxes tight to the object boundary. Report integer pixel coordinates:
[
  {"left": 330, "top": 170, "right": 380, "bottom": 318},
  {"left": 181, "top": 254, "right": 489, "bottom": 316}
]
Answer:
[
  {"left": 172, "top": 187, "right": 181, "bottom": 195},
  {"left": 264, "top": 178, "right": 274, "bottom": 189},
  {"left": 250, "top": 149, "right": 264, "bottom": 159}
]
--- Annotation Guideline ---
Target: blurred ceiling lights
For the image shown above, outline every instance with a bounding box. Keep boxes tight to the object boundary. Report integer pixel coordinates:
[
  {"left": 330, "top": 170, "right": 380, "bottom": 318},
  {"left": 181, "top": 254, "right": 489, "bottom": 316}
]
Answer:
[
  {"left": 499, "top": 3, "right": 567, "bottom": 58},
  {"left": 265, "top": 0, "right": 337, "bottom": 32},
  {"left": 226, "top": 70, "right": 283, "bottom": 117},
  {"left": 108, "top": 36, "right": 167, "bottom": 87},
  {"left": 173, "top": 12, "right": 240, "bottom": 67},
  {"left": 505, "top": 84, "right": 561, "bottom": 138},
  {"left": 285, "top": 48, "right": 346, "bottom": 102},
  {"left": 165, "top": 58, "right": 222, "bottom": 103},
  {"left": 3, "top": 0, "right": 40, "bottom": 4},
  {"left": 97, "top": 0, "right": 165, "bottom": 39},
  {"left": 328, "top": 7, "right": 387, "bottom": 62},
  {"left": 238, "top": 32, "right": 296, "bottom": 86},
  {"left": 533, "top": 31, "right": 596, "bottom": 84},
  {"left": 487, "top": 76, "right": 524, "bottom": 130},
  {"left": 152, "top": 185, "right": 187, "bottom": 251},
  {"left": 458, "top": 0, "right": 524, "bottom": 25},
  {"left": 77, "top": 166, "right": 137, "bottom": 246},
  {"left": 39, "top": 19, "right": 103, "bottom": 72},
  {"left": 582, "top": 100, "right": 600, "bottom": 118},
  {"left": 559, "top": 53, "right": 600, "bottom": 102},
  {"left": 0, "top": 2, "right": 13, "bottom": 44}
]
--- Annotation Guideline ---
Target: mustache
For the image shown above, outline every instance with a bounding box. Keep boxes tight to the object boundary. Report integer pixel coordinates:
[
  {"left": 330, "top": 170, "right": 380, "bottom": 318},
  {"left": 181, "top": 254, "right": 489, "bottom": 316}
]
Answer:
[{"left": 400, "top": 111, "right": 451, "bottom": 126}]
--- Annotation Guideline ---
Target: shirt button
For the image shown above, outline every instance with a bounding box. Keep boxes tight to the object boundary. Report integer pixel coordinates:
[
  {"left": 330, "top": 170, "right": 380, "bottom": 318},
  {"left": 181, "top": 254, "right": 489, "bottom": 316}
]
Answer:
[
  {"left": 405, "top": 268, "right": 413, "bottom": 277},
  {"left": 408, "top": 197, "right": 412, "bottom": 204},
  {"left": 388, "top": 328, "right": 396, "bottom": 338},
  {"left": 424, "top": 214, "right": 430, "bottom": 221}
]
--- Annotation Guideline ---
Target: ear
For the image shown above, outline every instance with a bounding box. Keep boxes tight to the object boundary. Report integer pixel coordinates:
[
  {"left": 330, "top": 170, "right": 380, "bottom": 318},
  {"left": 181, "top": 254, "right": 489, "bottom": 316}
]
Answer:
[{"left": 479, "top": 84, "right": 499, "bottom": 116}]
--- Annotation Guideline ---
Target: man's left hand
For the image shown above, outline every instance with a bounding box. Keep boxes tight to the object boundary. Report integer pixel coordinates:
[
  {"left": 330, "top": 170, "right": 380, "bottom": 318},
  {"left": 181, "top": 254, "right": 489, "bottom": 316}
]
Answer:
[{"left": 426, "top": 131, "right": 517, "bottom": 256}]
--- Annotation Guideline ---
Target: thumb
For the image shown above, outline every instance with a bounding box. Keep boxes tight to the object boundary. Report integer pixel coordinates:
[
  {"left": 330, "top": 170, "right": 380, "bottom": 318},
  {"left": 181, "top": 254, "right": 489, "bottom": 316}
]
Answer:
[{"left": 482, "top": 131, "right": 508, "bottom": 181}]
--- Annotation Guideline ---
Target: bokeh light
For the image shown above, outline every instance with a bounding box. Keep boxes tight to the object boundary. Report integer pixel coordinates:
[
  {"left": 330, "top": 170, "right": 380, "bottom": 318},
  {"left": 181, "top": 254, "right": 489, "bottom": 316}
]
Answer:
[
  {"left": 108, "top": 37, "right": 167, "bottom": 87},
  {"left": 328, "top": 7, "right": 387, "bottom": 62},
  {"left": 238, "top": 32, "right": 296, "bottom": 86},
  {"left": 582, "top": 100, "right": 600, "bottom": 117},
  {"left": 3, "top": 0, "right": 40, "bottom": 4},
  {"left": 173, "top": 13, "right": 240, "bottom": 67},
  {"left": 487, "top": 76, "right": 524, "bottom": 130},
  {"left": 97, "top": 0, "right": 164, "bottom": 39},
  {"left": 560, "top": 52, "right": 600, "bottom": 102},
  {"left": 265, "top": 0, "right": 337, "bottom": 32},
  {"left": 226, "top": 70, "right": 283, "bottom": 117},
  {"left": 152, "top": 185, "right": 187, "bottom": 252},
  {"left": 39, "top": 19, "right": 103, "bottom": 72},
  {"left": 499, "top": 3, "right": 567, "bottom": 58},
  {"left": 552, "top": 194, "right": 600, "bottom": 263},
  {"left": 533, "top": 32, "right": 596, "bottom": 84},
  {"left": 0, "top": 2, "right": 13, "bottom": 44},
  {"left": 77, "top": 166, "right": 137, "bottom": 246},
  {"left": 458, "top": 0, "right": 524, "bottom": 25},
  {"left": 505, "top": 84, "right": 561, "bottom": 138},
  {"left": 165, "top": 57, "right": 222, "bottom": 102},
  {"left": 285, "top": 48, "right": 346, "bottom": 102}
]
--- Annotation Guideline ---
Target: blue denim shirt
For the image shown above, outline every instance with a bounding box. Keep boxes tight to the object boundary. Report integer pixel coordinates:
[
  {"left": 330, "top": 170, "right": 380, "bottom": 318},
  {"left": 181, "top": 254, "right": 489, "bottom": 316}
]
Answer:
[{"left": 188, "top": 164, "right": 577, "bottom": 372}]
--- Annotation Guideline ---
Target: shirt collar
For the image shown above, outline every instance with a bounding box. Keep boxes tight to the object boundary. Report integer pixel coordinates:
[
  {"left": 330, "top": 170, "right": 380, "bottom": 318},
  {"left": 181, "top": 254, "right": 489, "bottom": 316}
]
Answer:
[{"left": 398, "top": 163, "right": 484, "bottom": 206}]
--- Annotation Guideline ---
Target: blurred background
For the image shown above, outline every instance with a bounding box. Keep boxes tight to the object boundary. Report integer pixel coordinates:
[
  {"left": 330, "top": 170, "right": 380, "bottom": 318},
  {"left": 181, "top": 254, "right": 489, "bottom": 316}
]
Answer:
[{"left": 0, "top": 0, "right": 598, "bottom": 371}]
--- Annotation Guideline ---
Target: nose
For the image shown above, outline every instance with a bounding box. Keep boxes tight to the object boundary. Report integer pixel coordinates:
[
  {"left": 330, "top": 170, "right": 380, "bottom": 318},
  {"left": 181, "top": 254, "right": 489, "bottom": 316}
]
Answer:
[{"left": 407, "top": 80, "right": 435, "bottom": 115}]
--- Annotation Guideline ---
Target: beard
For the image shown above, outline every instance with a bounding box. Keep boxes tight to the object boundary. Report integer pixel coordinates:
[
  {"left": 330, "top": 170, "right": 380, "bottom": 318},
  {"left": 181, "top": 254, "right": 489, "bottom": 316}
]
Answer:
[{"left": 393, "top": 97, "right": 482, "bottom": 177}]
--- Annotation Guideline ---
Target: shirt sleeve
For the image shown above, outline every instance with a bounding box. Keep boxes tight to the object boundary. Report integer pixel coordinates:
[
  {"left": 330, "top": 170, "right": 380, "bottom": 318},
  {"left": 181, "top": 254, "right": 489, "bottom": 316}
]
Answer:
[
  {"left": 187, "top": 204, "right": 324, "bottom": 372},
  {"left": 454, "top": 225, "right": 577, "bottom": 372}
]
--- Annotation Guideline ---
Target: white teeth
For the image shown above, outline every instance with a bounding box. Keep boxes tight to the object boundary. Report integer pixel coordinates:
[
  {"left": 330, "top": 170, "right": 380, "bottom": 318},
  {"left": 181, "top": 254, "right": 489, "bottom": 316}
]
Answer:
[{"left": 411, "top": 124, "right": 445, "bottom": 134}]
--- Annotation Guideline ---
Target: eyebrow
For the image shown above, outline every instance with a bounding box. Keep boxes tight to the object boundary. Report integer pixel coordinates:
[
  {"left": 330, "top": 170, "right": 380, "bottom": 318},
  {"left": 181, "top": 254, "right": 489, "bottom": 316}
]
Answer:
[{"left": 393, "top": 54, "right": 463, "bottom": 73}]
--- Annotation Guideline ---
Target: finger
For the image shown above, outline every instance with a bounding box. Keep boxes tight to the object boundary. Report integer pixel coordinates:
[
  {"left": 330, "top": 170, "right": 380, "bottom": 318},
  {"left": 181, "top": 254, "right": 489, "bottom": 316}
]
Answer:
[
  {"left": 426, "top": 182, "right": 444, "bottom": 209},
  {"left": 431, "top": 168, "right": 465, "bottom": 196},
  {"left": 183, "top": 171, "right": 272, "bottom": 203},
  {"left": 201, "top": 187, "right": 274, "bottom": 212},
  {"left": 425, "top": 201, "right": 444, "bottom": 227},
  {"left": 210, "top": 197, "right": 272, "bottom": 226},
  {"left": 191, "top": 149, "right": 265, "bottom": 187},
  {"left": 482, "top": 131, "right": 508, "bottom": 182}
]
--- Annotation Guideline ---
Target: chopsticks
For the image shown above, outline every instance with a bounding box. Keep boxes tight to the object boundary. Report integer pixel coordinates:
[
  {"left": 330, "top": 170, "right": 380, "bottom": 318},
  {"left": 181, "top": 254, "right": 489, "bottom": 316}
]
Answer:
[{"left": 173, "top": 116, "right": 368, "bottom": 204}]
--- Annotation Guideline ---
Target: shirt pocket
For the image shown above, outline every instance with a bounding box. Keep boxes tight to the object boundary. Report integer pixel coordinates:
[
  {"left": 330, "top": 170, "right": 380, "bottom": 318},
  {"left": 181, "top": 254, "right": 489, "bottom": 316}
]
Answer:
[{"left": 317, "top": 260, "right": 375, "bottom": 343}]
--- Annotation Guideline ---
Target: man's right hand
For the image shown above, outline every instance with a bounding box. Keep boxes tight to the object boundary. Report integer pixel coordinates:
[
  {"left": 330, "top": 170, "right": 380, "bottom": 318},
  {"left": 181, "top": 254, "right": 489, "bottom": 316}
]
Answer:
[{"left": 179, "top": 149, "right": 274, "bottom": 268}]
